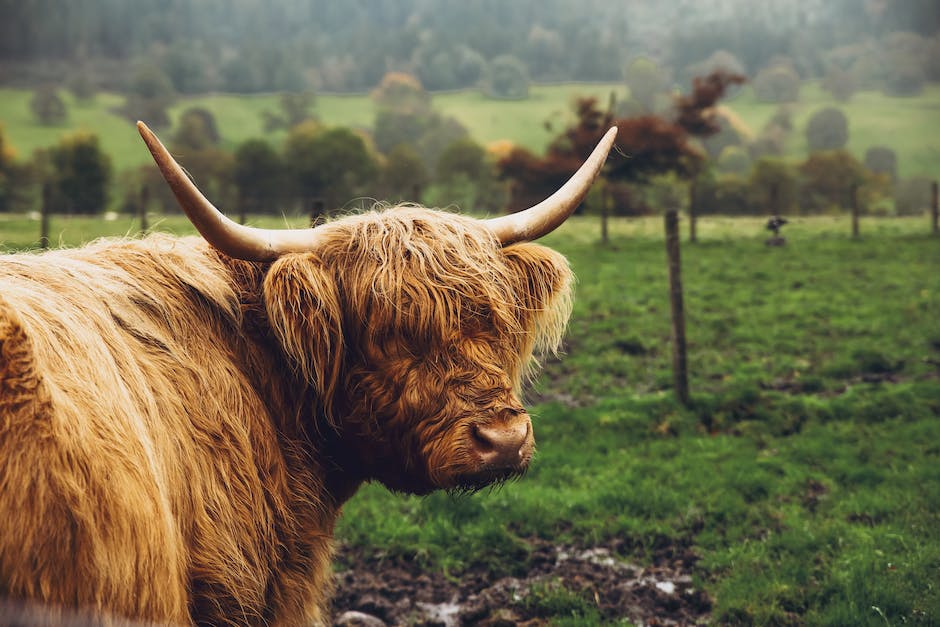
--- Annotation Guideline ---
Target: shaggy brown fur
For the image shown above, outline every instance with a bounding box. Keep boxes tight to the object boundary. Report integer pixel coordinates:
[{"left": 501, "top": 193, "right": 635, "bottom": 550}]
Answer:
[{"left": 0, "top": 207, "right": 572, "bottom": 625}]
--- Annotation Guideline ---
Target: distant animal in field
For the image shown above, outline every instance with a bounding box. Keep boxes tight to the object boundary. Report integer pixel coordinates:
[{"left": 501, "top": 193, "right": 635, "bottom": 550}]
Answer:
[
  {"left": 0, "top": 122, "right": 616, "bottom": 625},
  {"left": 765, "top": 214, "right": 788, "bottom": 246}
]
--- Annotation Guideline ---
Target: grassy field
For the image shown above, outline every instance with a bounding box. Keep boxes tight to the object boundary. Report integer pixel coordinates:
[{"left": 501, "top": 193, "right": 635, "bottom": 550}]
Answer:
[
  {"left": 2, "top": 213, "right": 938, "bottom": 624},
  {"left": 1, "top": 81, "right": 938, "bottom": 181},
  {"left": 337, "top": 216, "right": 940, "bottom": 625}
]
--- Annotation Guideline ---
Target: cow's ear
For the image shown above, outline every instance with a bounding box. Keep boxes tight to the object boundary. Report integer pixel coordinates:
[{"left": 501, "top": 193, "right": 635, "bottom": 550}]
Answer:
[
  {"left": 263, "top": 253, "right": 343, "bottom": 411},
  {"left": 501, "top": 243, "right": 574, "bottom": 356}
]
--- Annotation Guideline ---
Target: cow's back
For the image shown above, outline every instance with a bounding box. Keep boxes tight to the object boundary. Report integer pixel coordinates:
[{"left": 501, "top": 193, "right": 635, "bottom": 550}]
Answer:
[{"left": 0, "top": 236, "right": 322, "bottom": 625}]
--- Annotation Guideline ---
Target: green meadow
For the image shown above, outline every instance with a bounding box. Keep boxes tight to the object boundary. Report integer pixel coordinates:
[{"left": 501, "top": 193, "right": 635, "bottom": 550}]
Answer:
[
  {"left": 338, "top": 216, "right": 940, "bottom": 625},
  {"left": 1, "top": 213, "right": 937, "bottom": 624},
  {"left": 1, "top": 82, "right": 938, "bottom": 180}
]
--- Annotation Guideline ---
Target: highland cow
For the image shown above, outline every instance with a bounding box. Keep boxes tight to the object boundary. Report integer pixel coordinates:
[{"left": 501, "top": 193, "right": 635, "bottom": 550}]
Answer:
[{"left": 0, "top": 123, "right": 616, "bottom": 625}]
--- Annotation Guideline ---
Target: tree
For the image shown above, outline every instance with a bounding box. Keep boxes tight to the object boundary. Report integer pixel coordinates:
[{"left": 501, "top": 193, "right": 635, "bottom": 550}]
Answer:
[
  {"left": 234, "top": 139, "right": 284, "bottom": 216},
  {"left": 498, "top": 71, "right": 745, "bottom": 214},
  {"left": 799, "top": 150, "right": 872, "bottom": 213},
  {"left": 284, "top": 126, "right": 378, "bottom": 211},
  {"left": 381, "top": 144, "right": 428, "bottom": 202},
  {"left": 524, "top": 25, "right": 565, "bottom": 81},
  {"left": 125, "top": 62, "right": 176, "bottom": 127},
  {"left": 262, "top": 93, "right": 318, "bottom": 133},
  {"left": 67, "top": 68, "right": 97, "bottom": 103},
  {"left": 162, "top": 44, "right": 212, "bottom": 94},
  {"left": 716, "top": 146, "right": 751, "bottom": 176},
  {"left": 749, "top": 158, "right": 798, "bottom": 214},
  {"left": 881, "top": 31, "right": 928, "bottom": 96},
  {"left": 624, "top": 57, "right": 669, "bottom": 113},
  {"left": 682, "top": 51, "right": 746, "bottom": 89},
  {"left": 371, "top": 72, "right": 431, "bottom": 114},
  {"left": 752, "top": 65, "right": 801, "bottom": 103},
  {"left": 805, "top": 107, "right": 848, "bottom": 152},
  {"left": 173, "top": 108, "right": 220, "bottom": 151},
  {"left": 0, "top": 125, "right": 24, "bottom": 213},
  {"left": 30, "top": 86, "right": 68, "bottom": 126},
  {"left": 484, "top": 55, "right": 529, "bottom": 100},
  {"left": 47, "top": 132, "right": 112, "bottom": 215},
  {"left": 371, "top": 72, "right": 468, "bottom": 169},
  {"left": 437, "top": 139, "right": 487, "bottom": 184},
  {"left": 414, "top": 43, "right": 485, "bottom": 90},
  {"left": 864, "top": 146, "right": 898, "bottom": 182},
  {"left": 894, "top": 177, "right": 933, "bottom": 215},
  {"left": 822, "top": 66, "right": 857, "bottom": 102}
]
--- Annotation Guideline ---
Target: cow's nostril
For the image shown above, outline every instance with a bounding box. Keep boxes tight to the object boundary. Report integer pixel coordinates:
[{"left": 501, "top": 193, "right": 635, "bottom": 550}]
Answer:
[
  {"left": 471, "top": 423, "right": 496, "bottom": 452},
  {"left": 471, "top": 415, "right": 532, "bottom": 468}
]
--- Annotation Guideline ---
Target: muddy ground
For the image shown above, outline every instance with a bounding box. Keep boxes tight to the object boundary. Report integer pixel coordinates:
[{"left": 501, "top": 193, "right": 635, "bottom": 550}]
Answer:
[{"left": 331, "top": 537, "right": 711, "bottom": 626}]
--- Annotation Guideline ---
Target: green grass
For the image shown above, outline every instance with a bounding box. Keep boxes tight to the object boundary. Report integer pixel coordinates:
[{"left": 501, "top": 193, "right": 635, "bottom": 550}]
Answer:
[
  {"left": 0, "top": 213, "right": 937, "bottom": 624},
  {"left": 333, "top": 216, "right": 940, "bottom": 625},
  {"left": 727, "top": 81, "right": 940, "bottom": 179}
]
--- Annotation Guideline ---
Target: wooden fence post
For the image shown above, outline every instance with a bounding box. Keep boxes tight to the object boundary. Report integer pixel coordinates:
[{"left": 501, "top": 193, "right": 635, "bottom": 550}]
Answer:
[
  {"left": 851, "top": 184, "right": 860, "bottom": 239},
  {"left": 40, "top": 182, "right": 51, "bottom": 249},
  {"left": 932, "top": 180, "right": 938, "bottom": 236},
  {"left": 664, "top": 210, "right": 690, "bottom": 406},
  {"left": 139, "top": 184, "right": 149, "bottom": 234},
  {"left": 688, "top": 180, "right": 697, "bottom": 243}
]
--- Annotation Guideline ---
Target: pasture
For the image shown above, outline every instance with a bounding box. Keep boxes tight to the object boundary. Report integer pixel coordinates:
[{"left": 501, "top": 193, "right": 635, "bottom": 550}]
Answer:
[
  {"left": 1, "top": 214, "right": 937, "bottom": 624},
  {"left": 1, "top": 82, "right": 939, "bottom": 182}
]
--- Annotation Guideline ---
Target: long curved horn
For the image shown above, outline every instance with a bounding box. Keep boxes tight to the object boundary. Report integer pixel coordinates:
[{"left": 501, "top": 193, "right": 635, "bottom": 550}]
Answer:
[
  {"left": 484, "top": 126, "right": 617, "bottom": 245},
  {"left": 137, "top": 121, "right": 326, "bottom": 261}
]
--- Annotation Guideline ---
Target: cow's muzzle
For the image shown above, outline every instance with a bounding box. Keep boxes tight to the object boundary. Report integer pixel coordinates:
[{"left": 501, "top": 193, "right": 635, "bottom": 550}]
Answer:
[{"left": 465, "top": 409, "right": 534, "bottom": 482}]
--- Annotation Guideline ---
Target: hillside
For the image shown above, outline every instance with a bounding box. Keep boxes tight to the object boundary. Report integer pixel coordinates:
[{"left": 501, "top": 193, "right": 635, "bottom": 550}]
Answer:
[{"left": 1, "top": 83, "right": 938, "bottom": 181}]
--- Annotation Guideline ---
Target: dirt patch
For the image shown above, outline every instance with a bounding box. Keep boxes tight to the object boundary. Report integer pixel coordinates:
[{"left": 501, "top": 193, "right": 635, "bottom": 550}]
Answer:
[{"left": 331, "top": 538, "right": 711, "bottom": 626}]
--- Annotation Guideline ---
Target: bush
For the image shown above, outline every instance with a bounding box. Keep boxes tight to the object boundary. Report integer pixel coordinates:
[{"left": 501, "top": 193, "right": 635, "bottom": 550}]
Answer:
[
  {"left": 173, "top": 107, "right": 220, "bottom": 151},
  {"left": 701, "top": 110, "right": 749, "bottom": 159},
  {"left": 749, "top": 158, "right": 799, "bottom": 214},
  {"left": 233, "top": 139, "right": 284, "bottom": 216},
  {"left": 752, "top": 65, "right": 801, "bottom": 103},
  {"left": 864, "top": 146, "right": 898, "bottom": 182},
  {"left": 624, "top": 57, "right": 669, "bottom": 113},
  {"left": 285, "top": 125, "right": 378, "bottom": 210},
  {"left": 381, "top": 144, "right": 428, "bottom": 202},
  {"left": 716, "top": 146, "right": 752, "bottom": 176},
  {"left": 46, "top": 132, "right": 113, "bottom": 215},
  {"left": 30, "top": 86, "right": 68, "bottom": 125},
  {"left": 799, "top": 150, "right": 871, "bottom": 213},
  {"left": 894, "top": 177, "right": 934, "bottom": 216},
  {"left": 484, "top": 55, "right": 529, "bottom": 100},
  {"left": 695, "top": 175, "right": 752, "bottom": 215},
  {"left": 436, "top": 138, "right": 487, "bottom": 184},
  {"left": 124, "top": 62, "right": 176, "bottom": 128},
  {"left": 822, "top": 66, "right": 857, "bottom": 102},
  {"left": 881, "top": 31, "right": 928, "bottom": 96},
  {"left": 805, "top": 107, "right": 848, "bottom": 152},
  {"left": 66, "top": 69, "right": 97, "bottom": 103},
  {"left": 683, "top": 50, "right": 746, "bottom": 88},
  {"left": 371, "top": 72, "right": 431, "bottom": 114},
  {"left": 415, "top": 44, "right": 485, "bottom": 91}
]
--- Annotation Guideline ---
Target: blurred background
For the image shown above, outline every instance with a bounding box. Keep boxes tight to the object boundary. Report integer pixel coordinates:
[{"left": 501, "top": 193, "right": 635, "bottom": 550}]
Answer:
[
  {"left": 1, "top": 2, "right": 939, "bottom": 625},
  {"left": 0, "top": 0, "right": 938, "bottom": 237}
]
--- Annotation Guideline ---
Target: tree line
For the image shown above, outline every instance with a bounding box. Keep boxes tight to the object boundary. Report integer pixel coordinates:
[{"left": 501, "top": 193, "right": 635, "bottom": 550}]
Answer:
[
  {"left": 3, "top": 69, "right": 932, "bottom": 223},
  {"left": 2, "top": 0, "right": 938, "bottom": 95}
]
